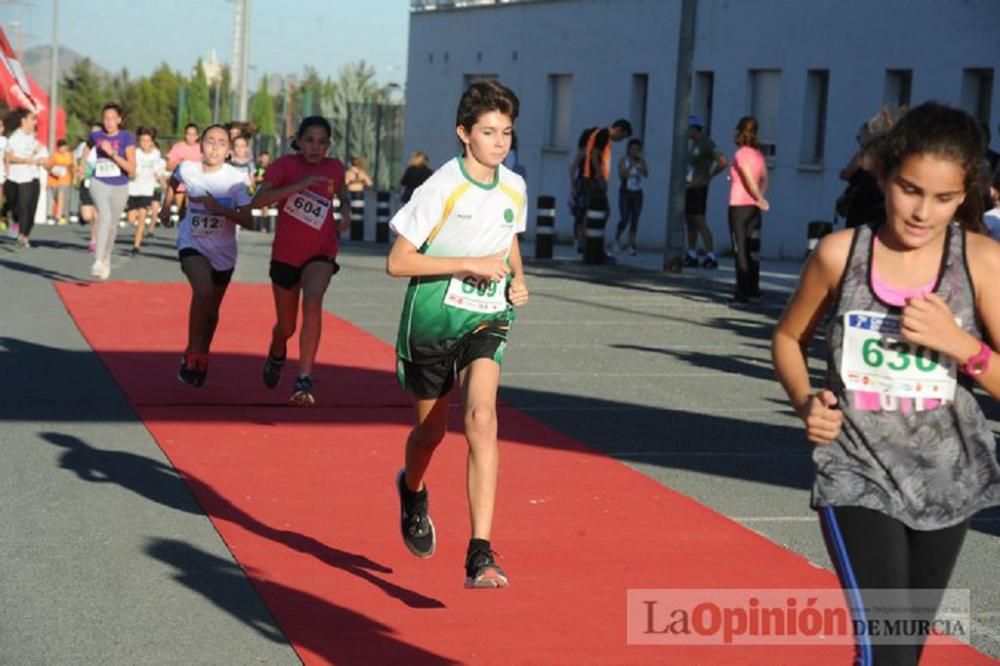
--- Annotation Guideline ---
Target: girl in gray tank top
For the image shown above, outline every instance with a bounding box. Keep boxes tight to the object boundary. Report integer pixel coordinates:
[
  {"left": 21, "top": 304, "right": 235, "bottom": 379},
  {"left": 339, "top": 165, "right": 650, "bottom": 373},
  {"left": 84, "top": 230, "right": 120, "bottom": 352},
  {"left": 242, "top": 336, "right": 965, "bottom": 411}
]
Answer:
[{"left": 773, "top": 102, "right": 1000, "bottom": 665}]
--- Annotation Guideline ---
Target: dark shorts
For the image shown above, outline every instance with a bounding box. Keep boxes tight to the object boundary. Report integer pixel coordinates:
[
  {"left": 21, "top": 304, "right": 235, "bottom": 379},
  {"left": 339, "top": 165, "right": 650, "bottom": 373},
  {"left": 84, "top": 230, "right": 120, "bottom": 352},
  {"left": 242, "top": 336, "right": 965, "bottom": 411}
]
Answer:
[
  {"left": 1, "top": 180, "right": 15, "bottom": 214},
  {"left": 126, "top": 195, "right": 154, "bottom": 211},
  {"left": 269, "top": 255, "right": 340, "bottom": 290},
  {"left": 397, "top": 321, "right": 510, "bottom": 399},
  {"left": 78, "top": 183, "right": 93, "bottom": 207},
  {"left": 685, "top": 186, "right": 709, "bottom": 215},
  {"left": 178, "top": 248, "right": 235, "bottom": 287}
]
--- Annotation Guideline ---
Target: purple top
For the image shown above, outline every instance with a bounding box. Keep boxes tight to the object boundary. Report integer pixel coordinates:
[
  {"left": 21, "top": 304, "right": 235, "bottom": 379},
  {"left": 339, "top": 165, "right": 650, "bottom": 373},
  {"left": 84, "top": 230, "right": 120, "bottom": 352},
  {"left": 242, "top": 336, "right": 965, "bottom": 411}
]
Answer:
[{"left": 89, "top": 129, "right": 135, "bottom": 186}]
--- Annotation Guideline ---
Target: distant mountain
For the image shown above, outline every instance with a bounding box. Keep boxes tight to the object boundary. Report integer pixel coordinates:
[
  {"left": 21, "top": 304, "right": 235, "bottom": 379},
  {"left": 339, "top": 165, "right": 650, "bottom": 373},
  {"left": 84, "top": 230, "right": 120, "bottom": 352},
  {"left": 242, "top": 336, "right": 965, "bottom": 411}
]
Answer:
[{"left": 22, "top": 45, "right": 109, "bottom": 90}]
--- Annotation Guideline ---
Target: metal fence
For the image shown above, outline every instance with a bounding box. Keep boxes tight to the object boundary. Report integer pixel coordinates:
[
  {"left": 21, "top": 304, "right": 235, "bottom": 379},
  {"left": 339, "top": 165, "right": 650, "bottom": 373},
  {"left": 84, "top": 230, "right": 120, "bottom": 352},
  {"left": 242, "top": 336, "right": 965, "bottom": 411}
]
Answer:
[{"left": 150, "top": 101, "right": 405, "bottom": 192}]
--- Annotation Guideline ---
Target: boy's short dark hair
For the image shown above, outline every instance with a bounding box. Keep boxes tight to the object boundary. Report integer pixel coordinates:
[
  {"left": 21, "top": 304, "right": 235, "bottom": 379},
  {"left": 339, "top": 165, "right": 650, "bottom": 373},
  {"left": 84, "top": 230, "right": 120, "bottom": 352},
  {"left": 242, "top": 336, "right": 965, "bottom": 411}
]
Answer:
[
  {"left": 456, "top": 80, "right": 519, "bottom": 132},
  {"left": 612, "top": 118, "right": 633, "bottom": 136},
  {"left": 627, "top": 138, "right": 642, "bottom": 150}
]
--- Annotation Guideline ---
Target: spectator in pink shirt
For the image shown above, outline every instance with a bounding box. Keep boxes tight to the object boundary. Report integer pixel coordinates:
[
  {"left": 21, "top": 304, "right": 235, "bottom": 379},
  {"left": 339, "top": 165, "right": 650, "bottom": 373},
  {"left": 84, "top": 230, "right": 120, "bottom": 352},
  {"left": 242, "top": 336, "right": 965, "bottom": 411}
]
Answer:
[
  {"left": 728, "top": 115, "right": 769, "bottom": 307},
  {"left": 166, "top": 123, "right": 203, "bottom": 223}
]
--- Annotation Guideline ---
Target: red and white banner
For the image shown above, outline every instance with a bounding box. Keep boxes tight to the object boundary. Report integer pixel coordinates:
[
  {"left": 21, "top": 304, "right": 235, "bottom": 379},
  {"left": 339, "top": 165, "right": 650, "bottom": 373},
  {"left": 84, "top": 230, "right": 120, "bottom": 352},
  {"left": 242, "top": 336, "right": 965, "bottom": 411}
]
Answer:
[{"left": 0, "top": 26, "right": 65, "bottom": 142}]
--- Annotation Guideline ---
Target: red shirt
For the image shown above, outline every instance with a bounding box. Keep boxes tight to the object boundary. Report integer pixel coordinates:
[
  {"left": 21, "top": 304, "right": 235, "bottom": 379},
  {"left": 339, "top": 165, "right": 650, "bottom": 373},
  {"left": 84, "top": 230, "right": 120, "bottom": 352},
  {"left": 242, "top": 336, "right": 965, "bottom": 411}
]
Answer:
[{"left": 266, "top": 154, "right": 345, "bottom": 266}]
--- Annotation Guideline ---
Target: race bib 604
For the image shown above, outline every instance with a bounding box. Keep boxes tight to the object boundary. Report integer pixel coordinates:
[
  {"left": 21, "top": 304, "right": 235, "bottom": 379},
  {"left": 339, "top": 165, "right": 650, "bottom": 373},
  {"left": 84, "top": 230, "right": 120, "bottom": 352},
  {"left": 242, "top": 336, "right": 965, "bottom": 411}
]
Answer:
[{"left": 283, "top": 189, "right": 330, "bottom": 230}]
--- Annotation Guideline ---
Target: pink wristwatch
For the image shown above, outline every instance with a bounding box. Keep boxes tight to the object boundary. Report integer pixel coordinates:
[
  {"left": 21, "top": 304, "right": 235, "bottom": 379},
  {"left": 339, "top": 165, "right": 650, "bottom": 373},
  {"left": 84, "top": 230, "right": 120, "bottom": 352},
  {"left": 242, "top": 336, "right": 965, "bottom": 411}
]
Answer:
[{"left": 960, "top": 341, "right": 992, "bottom": 377}]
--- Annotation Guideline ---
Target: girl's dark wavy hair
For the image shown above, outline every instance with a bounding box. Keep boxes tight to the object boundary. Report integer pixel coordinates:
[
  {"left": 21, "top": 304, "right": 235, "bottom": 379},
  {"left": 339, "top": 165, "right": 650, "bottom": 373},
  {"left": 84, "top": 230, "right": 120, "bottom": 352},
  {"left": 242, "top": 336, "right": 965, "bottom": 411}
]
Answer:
[
  {"left": 875, "top": 101, "right": 986, "bottom": 232},
  {"left": 101, "top": 102, "right": 127, "bottom": 129},
  {"left": 290, "top": 116, "right": 331, "bottom": 152}
]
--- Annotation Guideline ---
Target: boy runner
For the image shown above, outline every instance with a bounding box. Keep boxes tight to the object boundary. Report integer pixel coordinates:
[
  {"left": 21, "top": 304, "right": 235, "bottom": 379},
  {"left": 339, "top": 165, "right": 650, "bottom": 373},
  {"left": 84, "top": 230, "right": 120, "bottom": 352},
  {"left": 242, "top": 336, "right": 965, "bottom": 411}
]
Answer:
[{"left": 386, "top": 81, "right": 529, "bottom": 588}]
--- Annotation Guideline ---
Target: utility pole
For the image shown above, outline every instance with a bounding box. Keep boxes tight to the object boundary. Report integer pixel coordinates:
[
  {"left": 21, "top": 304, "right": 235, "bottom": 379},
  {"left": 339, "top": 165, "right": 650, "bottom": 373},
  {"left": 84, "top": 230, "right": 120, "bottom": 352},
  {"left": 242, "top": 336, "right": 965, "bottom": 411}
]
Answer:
[
  {"left": 47, "top": 0, "right": 59, "bottom": 151},
  {"left": 662, "top": 0, "right": 697, "bottom": 272},
  {"left": 284, "top": 78, "right": 292, "bottom": 147},
  {"left": 229, "top": 0, "right": 251, "bottom": 120}
]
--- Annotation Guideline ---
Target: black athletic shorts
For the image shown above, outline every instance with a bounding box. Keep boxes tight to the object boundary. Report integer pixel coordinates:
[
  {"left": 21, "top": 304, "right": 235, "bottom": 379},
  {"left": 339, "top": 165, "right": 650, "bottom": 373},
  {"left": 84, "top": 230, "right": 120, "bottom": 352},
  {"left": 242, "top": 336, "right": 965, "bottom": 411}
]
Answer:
[
  {"left": 397, "top": 320, "right": 510, "bottom": 399},
  {"left": 78, "top": 182, "right": 93, "bottom": 207},
  {"left": 269, "top": 255, "right": 340, "bottom": 290},
  {"left": 685, "top": 186, "right": 708, "bottom": 215},
  {"left": 1, "top": 180, "right": 15, "bottom": 215},
  {"left": 178, "top": 248, "right": 234, "bottom": 287},
  {"left": 126, "top": 195, "right": 154, "bottom": 212}
]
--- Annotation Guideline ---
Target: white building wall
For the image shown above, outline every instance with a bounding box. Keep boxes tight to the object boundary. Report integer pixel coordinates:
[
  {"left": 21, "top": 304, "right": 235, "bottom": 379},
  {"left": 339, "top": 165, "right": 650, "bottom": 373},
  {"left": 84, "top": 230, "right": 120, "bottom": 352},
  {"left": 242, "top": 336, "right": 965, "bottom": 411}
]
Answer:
[{"left": 404, "top": 0, "right": 1000, "bottom": 258}]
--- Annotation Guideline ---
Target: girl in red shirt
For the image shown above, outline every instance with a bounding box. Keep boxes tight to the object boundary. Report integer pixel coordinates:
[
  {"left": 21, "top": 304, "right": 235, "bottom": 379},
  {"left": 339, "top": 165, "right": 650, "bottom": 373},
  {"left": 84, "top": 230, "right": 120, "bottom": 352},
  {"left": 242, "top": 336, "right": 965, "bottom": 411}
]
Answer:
[{"left": 250, "top": 117, "right": 351, "bottom": 405}]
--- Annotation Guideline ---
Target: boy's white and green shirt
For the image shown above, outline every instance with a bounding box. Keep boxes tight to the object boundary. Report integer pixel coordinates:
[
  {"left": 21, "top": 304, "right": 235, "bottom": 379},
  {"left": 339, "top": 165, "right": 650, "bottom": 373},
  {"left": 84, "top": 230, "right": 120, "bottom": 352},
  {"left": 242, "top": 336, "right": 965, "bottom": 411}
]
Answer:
[{"left": 390, "top": 157, "right": 528, "bottom": 361}]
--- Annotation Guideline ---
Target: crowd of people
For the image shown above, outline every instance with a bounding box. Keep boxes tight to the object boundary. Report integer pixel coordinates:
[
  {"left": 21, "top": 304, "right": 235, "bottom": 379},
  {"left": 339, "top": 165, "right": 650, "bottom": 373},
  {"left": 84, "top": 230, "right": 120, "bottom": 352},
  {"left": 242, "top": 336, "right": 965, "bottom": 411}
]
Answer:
[{"left": 0, "top": 108, "right": 437, "bottom": 263}]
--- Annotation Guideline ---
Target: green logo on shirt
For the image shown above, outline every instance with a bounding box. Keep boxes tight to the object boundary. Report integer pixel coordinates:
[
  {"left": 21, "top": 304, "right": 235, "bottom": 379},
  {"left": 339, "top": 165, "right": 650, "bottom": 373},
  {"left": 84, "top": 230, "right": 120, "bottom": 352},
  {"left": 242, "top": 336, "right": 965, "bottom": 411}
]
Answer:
[{"left": 504, "top": 208, "right": 514, "bottom": 224}]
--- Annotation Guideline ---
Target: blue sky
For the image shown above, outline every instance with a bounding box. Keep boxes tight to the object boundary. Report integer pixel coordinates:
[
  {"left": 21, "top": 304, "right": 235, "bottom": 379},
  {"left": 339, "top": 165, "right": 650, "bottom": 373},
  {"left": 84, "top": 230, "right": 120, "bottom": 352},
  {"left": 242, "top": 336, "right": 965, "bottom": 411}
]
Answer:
[{"left": 2, "top": 0, "right": 410, "bottom": 86}]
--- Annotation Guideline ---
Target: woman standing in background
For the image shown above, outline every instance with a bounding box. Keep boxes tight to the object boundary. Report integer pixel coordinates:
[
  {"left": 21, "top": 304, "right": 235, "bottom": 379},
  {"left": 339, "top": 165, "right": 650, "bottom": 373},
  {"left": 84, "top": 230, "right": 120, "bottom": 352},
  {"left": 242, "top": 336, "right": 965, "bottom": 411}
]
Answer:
[{"left": 728, "top": 116, "right": 769, "bottom": 307}]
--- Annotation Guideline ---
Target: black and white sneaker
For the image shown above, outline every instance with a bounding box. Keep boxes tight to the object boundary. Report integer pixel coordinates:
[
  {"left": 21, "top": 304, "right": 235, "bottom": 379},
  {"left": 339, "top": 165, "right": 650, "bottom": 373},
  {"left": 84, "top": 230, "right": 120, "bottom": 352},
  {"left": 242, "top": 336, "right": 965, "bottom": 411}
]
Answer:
[
  {"left": 396, "top": 468, "right": 436, "bottom": 558},
  {"left": 177, "top": 352, "right": 208, "bottom": 387},
  {"left": 290, "top": 374, "right": 314, "bottom": 406},
  {"left": 465, "top": 547, "right": 508, "bottom": 589},
  {"left": 261, "top": 351, "right": 285, "bottom": 388}
]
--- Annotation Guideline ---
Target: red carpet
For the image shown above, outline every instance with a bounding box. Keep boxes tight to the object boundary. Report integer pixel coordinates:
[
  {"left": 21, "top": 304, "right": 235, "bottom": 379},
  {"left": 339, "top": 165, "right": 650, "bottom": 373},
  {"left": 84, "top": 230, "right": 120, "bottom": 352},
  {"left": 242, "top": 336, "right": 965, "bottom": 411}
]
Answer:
[{"left": 55, "top": 281, "right": 992, "bottom": 665}]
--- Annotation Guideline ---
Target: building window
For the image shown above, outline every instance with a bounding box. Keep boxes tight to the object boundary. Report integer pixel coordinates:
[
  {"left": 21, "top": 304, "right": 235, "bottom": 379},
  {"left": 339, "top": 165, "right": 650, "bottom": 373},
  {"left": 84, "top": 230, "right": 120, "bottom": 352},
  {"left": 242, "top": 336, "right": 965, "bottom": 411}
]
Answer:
[
  {"left": 749, "top": 69, "right": 781, "bottom": 158},
  {"left": 630, "top": 74, "right": 648, "bottom": 141},
  {"left": 961, "top": 68, "right": 994, "bottom": 125},
  {"left": 884, "top": 69, "right": 912, "bottom": 112},
  {"left": 693, "top": 71, "right": 714, "bottom": 133},
  {"left": 799, "top": 69, "right": 829, "bottom": 165},
  {"left": 546, "top": 74, "right": 573, "bottom": 149}
]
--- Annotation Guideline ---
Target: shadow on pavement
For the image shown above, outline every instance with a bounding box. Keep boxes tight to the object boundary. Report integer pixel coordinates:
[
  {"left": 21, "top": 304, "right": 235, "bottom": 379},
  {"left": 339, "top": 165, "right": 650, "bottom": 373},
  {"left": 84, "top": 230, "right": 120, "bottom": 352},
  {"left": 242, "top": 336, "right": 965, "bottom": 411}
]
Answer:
[
  {"left": 40, "top": 431, "right": 444, "bottom": 611},
  {"left": 146, "top": 538, "right": 459, "bottom": 665}
]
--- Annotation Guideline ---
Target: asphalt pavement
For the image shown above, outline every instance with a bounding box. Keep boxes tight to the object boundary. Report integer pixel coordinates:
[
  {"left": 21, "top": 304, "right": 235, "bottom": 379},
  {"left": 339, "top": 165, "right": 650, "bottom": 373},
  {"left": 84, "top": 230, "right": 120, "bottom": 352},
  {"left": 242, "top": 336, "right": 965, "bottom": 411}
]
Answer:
[{"left": 1, "top": 222, "right": 997, "bottom": 663}]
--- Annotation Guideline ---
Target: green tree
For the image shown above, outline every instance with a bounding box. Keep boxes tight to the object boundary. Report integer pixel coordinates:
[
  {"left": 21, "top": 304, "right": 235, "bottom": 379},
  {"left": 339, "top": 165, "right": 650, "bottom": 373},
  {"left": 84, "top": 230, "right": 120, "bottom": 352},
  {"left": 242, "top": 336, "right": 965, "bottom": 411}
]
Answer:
[
  {"left": 216, "top": 65, "right": 232, "bottom": 123},
  {"left": 61, "top": 58, "right": 107, "bottom": 139},
  {"left": 249, "top": 75, "right": 276, "bottom": 138},
  {"left": 123, "top": 78, "right": 161, "bottom": 132},
  {"left": 147, "top": 63, "right": 181, "bottom": 140},
  {"left": 107, "top": 67, "right": 130, "bottom": 105},
  {"left": 330, "top": 61, "right": 399, "bottom": 187},
  {"left": 186, "top": 59, "right": 213, "bottom": 129}
]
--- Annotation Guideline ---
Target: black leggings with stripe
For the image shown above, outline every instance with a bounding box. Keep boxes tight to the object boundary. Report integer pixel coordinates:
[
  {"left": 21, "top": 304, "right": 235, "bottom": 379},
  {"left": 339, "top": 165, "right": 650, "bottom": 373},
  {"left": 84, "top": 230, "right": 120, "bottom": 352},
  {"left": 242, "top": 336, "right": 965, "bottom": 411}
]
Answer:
[{"left": 819, "top": 506, "right": 969, "bottom": 666}]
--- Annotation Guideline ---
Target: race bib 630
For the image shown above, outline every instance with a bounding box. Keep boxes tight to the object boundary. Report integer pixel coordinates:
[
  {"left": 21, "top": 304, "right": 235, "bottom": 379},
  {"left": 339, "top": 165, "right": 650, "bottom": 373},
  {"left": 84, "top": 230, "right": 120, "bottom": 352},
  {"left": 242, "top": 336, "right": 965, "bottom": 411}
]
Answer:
[{"left": 840, "top": 310, "right": 957, "bottom": 401}]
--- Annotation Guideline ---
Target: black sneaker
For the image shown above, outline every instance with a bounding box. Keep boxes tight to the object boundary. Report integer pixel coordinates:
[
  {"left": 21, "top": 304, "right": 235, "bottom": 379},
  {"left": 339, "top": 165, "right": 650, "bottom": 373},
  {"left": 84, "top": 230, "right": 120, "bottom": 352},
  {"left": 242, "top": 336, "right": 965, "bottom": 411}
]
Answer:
[
  {"left": 130, "top": 246, "right": 141, "bottom": 256},
  {"left": 465, "top": 548, "right": 508, "bottom": 589},
  {"left": 702, "top": 257, "right": 718, "bottom": 269},
  {"left": 396, "top": 468, "right": 436, "bottom": 558},
  {"left": 681, "top": 255, "right": 699, "bottom": 268},
  {"left": 290, "top": 374, "right": 314, "bottom": 406},
  {"left": 261, "top": 351, "right": 285, "bottom": 388},
  {"left": 177, "top": 352, "right": 208, "bottom": 387}
]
